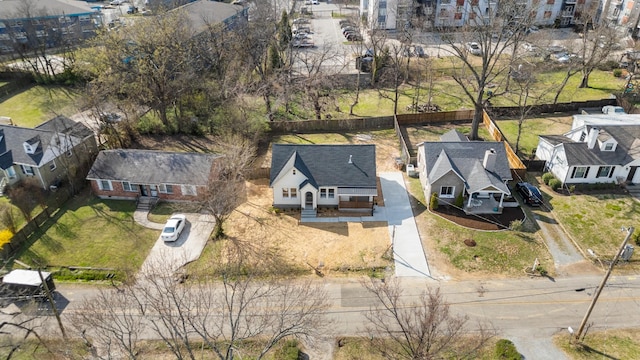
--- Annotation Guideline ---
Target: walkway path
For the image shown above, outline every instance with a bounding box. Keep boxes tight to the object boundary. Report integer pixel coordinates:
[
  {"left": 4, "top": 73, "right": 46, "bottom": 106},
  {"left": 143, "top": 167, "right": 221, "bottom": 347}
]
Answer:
[{"left": 380, "top": 172, "right": 431, "bottom": 278}]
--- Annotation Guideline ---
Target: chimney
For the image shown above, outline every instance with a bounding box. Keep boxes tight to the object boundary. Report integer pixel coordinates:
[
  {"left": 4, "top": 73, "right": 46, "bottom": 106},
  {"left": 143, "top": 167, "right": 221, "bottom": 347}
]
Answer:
[
  {"left": 587, "top": 127, "right": 599, "bottom": 149},
  {"left": 348, "top": 155, "right": 353, "bottom": 164},
  {"left": 483, "top": 148, "right": 497, "bottom": 172}
]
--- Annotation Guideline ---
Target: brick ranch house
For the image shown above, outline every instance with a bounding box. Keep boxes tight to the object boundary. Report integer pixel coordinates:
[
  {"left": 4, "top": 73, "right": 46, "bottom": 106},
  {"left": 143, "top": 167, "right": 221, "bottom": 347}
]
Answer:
[{"left": 86, "top": 149, "right": 222, "bottom": 201}]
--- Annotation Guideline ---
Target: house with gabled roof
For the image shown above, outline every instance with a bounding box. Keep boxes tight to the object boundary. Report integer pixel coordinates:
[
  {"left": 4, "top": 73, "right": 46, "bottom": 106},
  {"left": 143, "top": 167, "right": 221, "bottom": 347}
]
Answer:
[
  {"left": 536, "top": 124, "right": 640, "bottom": 185},
  {"left": 0, "top": 116, "right": 97, "bottom": 192},
  {"left": 86, "top": 149, "right": 222, "bottom": 201},
  {"left": 416, "top": 130, "right": 513, "bottom": 214},
  {"left": 269, "top": 144, "right": 377, "bottom": 217}
]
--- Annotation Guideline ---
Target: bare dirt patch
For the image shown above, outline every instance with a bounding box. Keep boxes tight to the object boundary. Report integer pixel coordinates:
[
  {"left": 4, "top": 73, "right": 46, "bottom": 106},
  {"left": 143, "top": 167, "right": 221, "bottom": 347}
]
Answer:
[{"left": 223, "top": 179, "right": 392, "bottom": 277}]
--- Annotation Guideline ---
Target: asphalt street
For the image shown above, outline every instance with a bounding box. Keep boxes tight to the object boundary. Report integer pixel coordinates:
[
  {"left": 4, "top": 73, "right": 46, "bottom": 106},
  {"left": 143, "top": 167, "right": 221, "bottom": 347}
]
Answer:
[{"left": 38, "top": 272, "right": 639, "bottom": 359}]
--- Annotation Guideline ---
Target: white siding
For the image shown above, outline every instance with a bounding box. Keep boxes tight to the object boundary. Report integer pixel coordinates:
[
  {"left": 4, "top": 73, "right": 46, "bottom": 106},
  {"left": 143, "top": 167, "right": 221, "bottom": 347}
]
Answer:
[{"left": 271, "top": 168, "right": 308, "bottom": 206}]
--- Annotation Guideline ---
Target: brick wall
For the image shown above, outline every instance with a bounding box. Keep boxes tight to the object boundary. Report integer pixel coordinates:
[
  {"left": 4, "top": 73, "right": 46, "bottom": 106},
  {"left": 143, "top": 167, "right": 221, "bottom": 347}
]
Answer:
[{"left": 90, "top": 180, "right": 205, "bottom": 202}]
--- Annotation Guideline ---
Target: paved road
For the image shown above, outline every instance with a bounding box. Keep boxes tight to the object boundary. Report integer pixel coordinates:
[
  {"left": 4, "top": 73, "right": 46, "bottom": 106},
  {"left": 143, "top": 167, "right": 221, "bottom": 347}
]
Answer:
[
  {"left": 47, "top": 273, "right": 640, "bottom": 359},
  {"left": 380, "top": 172, "right": 431, "bottom": 278}
]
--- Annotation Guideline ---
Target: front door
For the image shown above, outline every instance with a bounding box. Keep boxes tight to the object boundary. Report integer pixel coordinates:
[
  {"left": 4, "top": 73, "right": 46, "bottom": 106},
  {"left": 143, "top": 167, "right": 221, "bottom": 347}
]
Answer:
[
  {"left": 305, "top": 192, "right": 313, "bottom": 208},
  {"left": 150, "top": 184, "right": 158, "bottom": 197},
  {"left": 627, "top": 166, "right": 639, "bottom": 183},
  {"left": 139, "top": 184, "right": 148, "bottom": 196}
]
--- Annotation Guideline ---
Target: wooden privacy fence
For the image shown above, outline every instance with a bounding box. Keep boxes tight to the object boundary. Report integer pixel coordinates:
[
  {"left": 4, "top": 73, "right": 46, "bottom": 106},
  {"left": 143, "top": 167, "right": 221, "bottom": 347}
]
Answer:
[
  {"left": 1, "top": 190, "right": 72, "bottom": 261},
  {"left": 482, "top": 110, "right": 527, "bottom": 179},
  {"left": 487, "top": 98, "right": 617, "bottom": 118},
  {"left": 269, "top": 116, "right": 395, "bottom": 134},
  {"left": 396, "top": 110, "right": 475, "bottom": 125}
]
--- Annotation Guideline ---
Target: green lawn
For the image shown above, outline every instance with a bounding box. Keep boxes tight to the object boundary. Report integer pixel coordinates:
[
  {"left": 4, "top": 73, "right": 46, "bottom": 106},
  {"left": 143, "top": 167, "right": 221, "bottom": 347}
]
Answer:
[
  {"left": 494, "top": 114, "right": 574, "bottom": 156},
  {"left": 405, "top": 177, "right": 553, "bottom": 277},
  {"left": 547, "top": 191, "right": 640, "bottom": 264},
  {"left": 0, "top": 86, "right": 81, "bottom": 127},
  {"left": 554, "top": 329, "right": 640, "bottom": 360},
  {"left": 16, "top": 191, "right": 159, "bottom": 271}
]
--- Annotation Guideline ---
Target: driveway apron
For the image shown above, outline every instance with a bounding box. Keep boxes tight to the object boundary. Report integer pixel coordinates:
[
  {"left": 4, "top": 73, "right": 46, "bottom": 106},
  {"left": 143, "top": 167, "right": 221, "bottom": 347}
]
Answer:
[
  {"left": 140, "top": 213, "right": 215, "bottom": 274},
  {"left": 380, "top": 172, "right": 431, "bottom": 278}
]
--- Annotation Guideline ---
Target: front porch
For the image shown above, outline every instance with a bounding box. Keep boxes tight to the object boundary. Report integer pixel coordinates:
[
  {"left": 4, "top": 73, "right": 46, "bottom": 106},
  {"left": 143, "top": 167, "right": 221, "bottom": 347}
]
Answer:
[{"left": 463, "top": 196, "right": 503, "bottom": 215}]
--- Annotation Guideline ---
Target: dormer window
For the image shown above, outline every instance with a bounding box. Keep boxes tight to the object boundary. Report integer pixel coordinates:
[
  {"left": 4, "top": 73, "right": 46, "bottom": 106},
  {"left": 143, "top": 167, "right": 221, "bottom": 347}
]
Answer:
[
  {"left": 23, "top": 140, "right": 40, "bottom": 154},
  {"left": 603, "top": 142, "right": 615, "bottom": 151}
]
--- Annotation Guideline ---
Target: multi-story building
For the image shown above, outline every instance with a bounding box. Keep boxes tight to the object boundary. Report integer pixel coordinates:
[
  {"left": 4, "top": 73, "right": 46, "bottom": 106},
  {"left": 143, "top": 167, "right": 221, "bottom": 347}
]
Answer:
[
  {"left": 0, "top": 0, "right": 98, "bottom": 55},
  {"left": 360, "top": 0, "right": 596, "bottom": 30}
]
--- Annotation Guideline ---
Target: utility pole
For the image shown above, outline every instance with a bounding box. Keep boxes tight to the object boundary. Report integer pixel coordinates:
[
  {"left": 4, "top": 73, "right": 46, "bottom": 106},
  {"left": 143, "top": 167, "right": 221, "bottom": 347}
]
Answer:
[
  {"left": 574, "top": 226, "right": 634, "bottom": 342},
  {"left": 37, "top": 268, "right": 67, "bottom": 339}
]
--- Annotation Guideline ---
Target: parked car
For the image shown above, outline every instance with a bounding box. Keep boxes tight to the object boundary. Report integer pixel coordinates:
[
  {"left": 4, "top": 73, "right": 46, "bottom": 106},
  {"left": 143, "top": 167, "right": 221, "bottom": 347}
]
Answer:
[
  {"left": 161, "top": 214, "right": 187, "bottom": 242},
  {"left": 602, "top": 105, "right": 626, "bottom": 115},
  {"left": 110, "top": 0, "right": 125, "bottom": 5},
  {"left": 100, "top": 113, "right": 122, "bottom": 123},
  {"left": 515, "top": 182, "right": 543, "bottom": 206},
  {"left": 312, "top": 0, "right": 319, "bottom": 4},
  {"left": 550, "top": 52, "right": 571, "bottom": 63},
  {"left": 466, "top": 42, "right": 482, "bottom": 56},
  {"left": 293, "top": 18, "right": 310, "bottom": 24},
  {"left": 345, "top": 32, "right": 362, "bottom": 41}
]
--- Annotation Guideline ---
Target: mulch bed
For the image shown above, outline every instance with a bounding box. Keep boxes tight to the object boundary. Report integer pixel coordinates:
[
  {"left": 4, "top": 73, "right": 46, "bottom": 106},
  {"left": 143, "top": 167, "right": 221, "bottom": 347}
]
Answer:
[{"left": 432, "top": 205, "right": 526, "bottom": 231}]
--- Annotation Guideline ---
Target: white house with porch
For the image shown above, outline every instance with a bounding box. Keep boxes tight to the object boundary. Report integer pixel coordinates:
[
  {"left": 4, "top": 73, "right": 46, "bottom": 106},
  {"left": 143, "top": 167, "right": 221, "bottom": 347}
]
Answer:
[
  {"left": 416, "top": 130, "right": 513, "bottom": 214},
  {"left": 536, "top": 125, "right": 640, "bottom": 185},
  {"left": 269, "top": 144, "right": 378, "bottom": 218}
]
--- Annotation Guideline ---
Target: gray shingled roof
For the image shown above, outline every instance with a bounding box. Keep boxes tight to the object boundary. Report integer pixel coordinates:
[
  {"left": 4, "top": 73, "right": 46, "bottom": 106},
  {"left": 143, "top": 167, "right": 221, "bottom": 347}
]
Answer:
[
  {"left": 86, "top": 150, "right": 222, "bottom": 186},
  {"left": 439, "top": 129, "right": 469, "bottom": 142},
  {"left": 0, "top": 0, "right": 93, "bottom": 20},
  {"left": 0, "top": 116, "right": 92, "bottom": 169},
  {"left": 420, "top": 141, "right": 512, "bottom": 193},
  {"left": 539, "top": 135, "right": 570, "bottom": 146},
  {"left": 270, "top": 144, "right": 377, "bottom": 188},
  {"left": 179, "top": 0, "right": 245, "bottom": 33},
  {"left": 546, "top": 125, "right": 640, "bottom": 166}
]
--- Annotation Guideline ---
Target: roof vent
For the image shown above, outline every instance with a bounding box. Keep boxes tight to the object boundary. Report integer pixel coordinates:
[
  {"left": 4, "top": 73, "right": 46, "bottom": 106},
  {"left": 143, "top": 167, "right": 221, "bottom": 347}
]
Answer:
[{"left": 348, "top": 155, "right": 353, "bottom": 164}]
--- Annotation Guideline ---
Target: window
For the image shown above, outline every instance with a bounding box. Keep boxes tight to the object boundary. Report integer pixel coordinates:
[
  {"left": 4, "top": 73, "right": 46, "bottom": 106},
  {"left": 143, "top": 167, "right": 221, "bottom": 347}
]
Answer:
[
  {"left": 378, "top": 15, "right": 386, "bottom": 24},
  {"left": 454, "top": 12, "right": 463, "bottom": 19},
  {"left": 282, "top": 188, "right": 289, "bottom": 198},
  {"left": 181, "top": 185, "right": 197, "bottom": 196},
  {"left": 604, "top": 143, "right": 614, "bottom": 151},
  {"left": 571, "top": 166, "right": 589, "bottom": 179},
  {"left": 49, "top": 161, "right": 56, "bottom": 171},
  {"left": 320, "top": 188, "right": 327, "bottom": 198},
  {"left": 440, "top": 186, "right": 454, "bottom": 198},
  {"left": 6, "top": 167, "right": 16, "bottom": 179},
  {"left": 79, "top": 15, "right": 90, "bottom": 22},
  {"left": 328, "top": 189, "right": 335, "bottom": 198},
  {"left": 596, "top": 166, "right": 614, "bottom": 178},
  {"left": 98, "top": 180, "right": 112, "bottom": 191},
  {"left": 160, "top": 184, "right": 173, "bottom": 194},
  {"left": 379, "top": 0, "right": 387, "bottom": 8},
  {"left": 543, "top": 11, "right": 552, "bottom": 18},
  {"left": 290, "top": 188, "right": 297, "bottom": 198},
  {"left": 59, "top": 16, "right": 71, "bottom": 23},
  {"left": 579, "top": 132, "right": 586, "bottom": 142},
  {"left": 21, "top": 165, "right": 34, "bottom": 176},
  {"left": 122, "top": 181, "right": 137, "bottom": 192}
]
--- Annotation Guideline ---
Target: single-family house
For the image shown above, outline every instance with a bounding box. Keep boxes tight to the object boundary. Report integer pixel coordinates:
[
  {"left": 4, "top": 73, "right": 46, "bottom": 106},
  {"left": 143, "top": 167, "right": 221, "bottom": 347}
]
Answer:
[
  {"left": 536, "top": 124, "right": 640, "bottom": 185},
  {"left": 0, "top": 116, "right": 97, "bottom": 193},
  {"left": 416, "top": 130, "right": 513, "bottom": 214},
  {"left": 86, "top": 149, "right": 222, "bottom": 201},
  {"left": 269, "top": 144, "right": 377, "bottom": 216}
]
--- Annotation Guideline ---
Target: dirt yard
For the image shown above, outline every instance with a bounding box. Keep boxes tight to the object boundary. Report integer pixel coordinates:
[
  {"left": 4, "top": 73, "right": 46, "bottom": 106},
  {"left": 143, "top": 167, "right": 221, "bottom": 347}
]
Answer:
[{"left": 223, "top": 179, "right": 392, "bottom": 276}]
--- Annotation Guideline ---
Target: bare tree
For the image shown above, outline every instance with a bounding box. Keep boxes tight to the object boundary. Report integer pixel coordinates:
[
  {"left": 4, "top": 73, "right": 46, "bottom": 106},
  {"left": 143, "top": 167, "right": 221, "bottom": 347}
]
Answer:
[
  {"left": 441, "top": 0, "right": 536, "bottom": 140},
  {"left": 505, "top": 62, "right": 542, "bottom": 156},
  {"left": 362, "top": 277, "right": 495, "bottom": 359},
  {"left": 199, "top": 133, "right": 256, "bottom": 238},
  {"left": 72, "top": 255, "right": 330, "bottom": 360},
  {"left": 574, "top": 7, "right": 620, "bottom": 89}
]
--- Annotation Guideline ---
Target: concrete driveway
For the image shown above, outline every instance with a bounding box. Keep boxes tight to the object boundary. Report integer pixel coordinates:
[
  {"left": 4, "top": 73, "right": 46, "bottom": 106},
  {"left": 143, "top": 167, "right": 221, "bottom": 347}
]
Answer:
[
  {"left": 380, "top": 172, "right": 431, "bottom": 278},
  {"left": 140, "top": 213, "right": 215, "bottom": 274}
]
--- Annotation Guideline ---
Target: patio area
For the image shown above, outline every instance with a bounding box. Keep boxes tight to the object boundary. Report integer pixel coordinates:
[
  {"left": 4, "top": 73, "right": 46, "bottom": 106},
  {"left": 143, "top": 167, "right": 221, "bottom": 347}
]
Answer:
[{"left": 463, "top": 196, "right": 503, "bottom": 214}]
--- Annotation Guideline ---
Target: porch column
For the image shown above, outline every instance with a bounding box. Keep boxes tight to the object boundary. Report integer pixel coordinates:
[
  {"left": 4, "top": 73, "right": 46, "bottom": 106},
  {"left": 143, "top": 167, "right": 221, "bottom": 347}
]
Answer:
[
  {"left": 499, "top": 193, "right": 504, "bottom": 208},
  {"left": 466, "top": 195, "right": 473, "bottom": 207}
]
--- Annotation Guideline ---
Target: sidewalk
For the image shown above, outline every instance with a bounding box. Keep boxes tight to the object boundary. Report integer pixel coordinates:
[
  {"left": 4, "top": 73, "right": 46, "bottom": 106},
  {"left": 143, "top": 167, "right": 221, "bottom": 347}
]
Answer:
[{"left": 380, "top": 172, "right": 431, "bottom": 278}]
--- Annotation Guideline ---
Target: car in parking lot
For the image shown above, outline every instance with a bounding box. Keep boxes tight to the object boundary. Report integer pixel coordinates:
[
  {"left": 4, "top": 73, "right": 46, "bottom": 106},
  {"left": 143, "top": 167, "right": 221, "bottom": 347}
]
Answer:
[
  {"left": 161, "top": 214, "right": 187, "bottom": 242},
  {"left": 466, "top": 42, "right": 482, "bottom": 56},
  {"left": 515, "top": 182, "right": 543, "bottom": 206},
  {"left": 345, "top": 32, "right": 362, "bottom": 42},
  {"left": 110, "top": 0, "right": 125, "bottom": 5}
]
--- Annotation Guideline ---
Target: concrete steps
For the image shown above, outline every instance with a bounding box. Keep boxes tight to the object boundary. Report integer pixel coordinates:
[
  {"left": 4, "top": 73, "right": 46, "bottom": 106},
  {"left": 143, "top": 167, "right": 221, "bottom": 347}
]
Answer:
[
  {"left": 301, "top": 209, "right": 317, "bottom": 218},
  {"left": 137, "top": 196, "right": 158, "bottom": 211}
]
